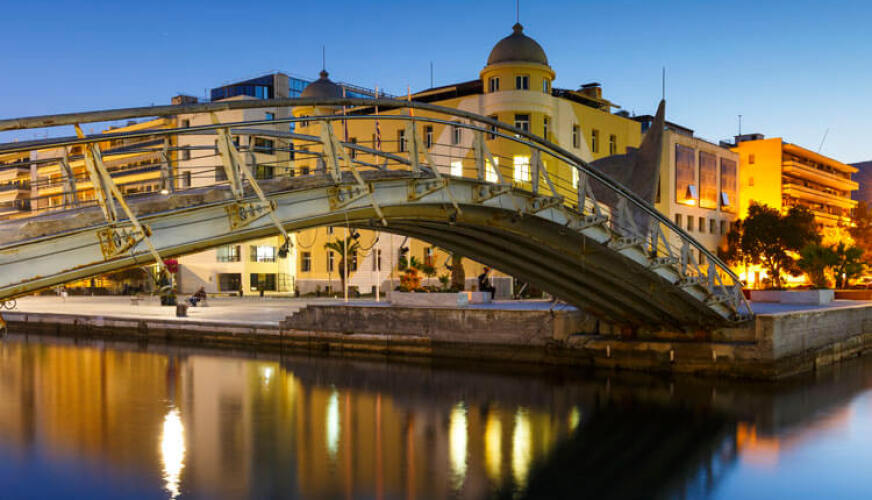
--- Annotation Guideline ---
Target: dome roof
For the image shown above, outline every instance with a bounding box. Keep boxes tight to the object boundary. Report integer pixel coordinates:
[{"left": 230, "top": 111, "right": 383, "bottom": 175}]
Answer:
[
  {"left": 486, "top": 23, "right": 549, "bottom": 66},
  {"left": 300, "top": 70, "right": 343, "bottom": 99}
]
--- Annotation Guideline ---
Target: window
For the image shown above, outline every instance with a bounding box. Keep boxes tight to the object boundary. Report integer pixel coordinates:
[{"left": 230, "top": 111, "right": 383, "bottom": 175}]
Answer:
[
  {"left": 254, "top": 165, "right": 274, "bottom": 180},
  {"left": 698, "top": 151, "right": 718, "bottom": 209},
  {"left": 254, "top": 138, "right": 274, "bottom": 154},
  {"left": 327, "top": 226, "right": 334, "bottom": 235},
  {"left": 488, "top": 77, "right": 500, "bottom": 93},
  {"left": 590, "top": 129, "right": 600, "bottom": 153},
  {"left": 675, "top": 213, "right": 683, "bottom": 227},
  {"left": 514, "top": 114, "right": 530, "bottom": 132},
  {"left": 301, "top": 166, "right": 310, "bottom": 176},
  {"left": 452, "top": 123, "right": 462, "bottom": 145},
  {"left": 686, "top": 216, "right": 693, "bottom": 232},
  {"left": 327, "top": 251, "right": 335, "bottom": 272},
  {"left": 675, "top": 144, "right": 696, "bottom": 205},
  {"left": 216, "top": 245, "right": 240, "bottom": 262},
  {"left": 571, "top": 168, "right": 580, "bottom": 189},
  {"left": 515, "top": 74, "right": 529, "bottom": 90},
  {"left": 349, "top": 252, "right": 358, "bottom": 272},
  {"left": 397, "top": 129, "right": 406, "bottom": 152},
  {"left": 181, "top": 119, "right": 190, "bottom": 128},
  {"left": 181, "top": 171, "right": 191, "bottom": 188},
  {"left": 720, "top": 158, "right": 737, "bottom": 213},
  {"left": 424, "top": 126, "right": 433, "bottom": 149},
  {"left": 720, "top": 220, "right": 727, "bottom": 235},
  {"left": 265, "top": 112, "right": 275, "bottom": 121},
  {"left": 218, "top": 273, "right": 241, "bottom": 292},
  {"left": 513, "top": 155, "right": 530, "bottom": 182},
  {"left": 486, "top": 157, "right": 499, "bottom": 183},
  {"left": 299, "top": 115, "right": 309, "bottom": 127},
  {"left": 572, "top": 124, "right": 580, "bottom": 148},
  {"left": 749, "top": 154, "right": 756, "bottom": 165},
  {"left": 543, "top": 117, "right": 550, "bottom": 141},
  {"left": 542, "top": 79, "right": 550, "bottom": 93},
  {"left": 301, "top": 252, "right": 311, "bottom": 272},
  {"left": 215, "top": 166, "right": 228, "bottom": 182},
  {"left": 181, "top": 149, "right": 190, "bottom": 161},
  {"left": 249, "top": 273, "right": 276, "bottom": 291},
  {"left": 451, "top": 160, "right": 463, "bottom": 177},
  {"left": 609, "top": 134, "right": 617, "bottom": 155},
  {"left": 424, "top": 247, "right": 434, "bottom": 266},
  {"left": 349, "top": 137, "right": 357, "bottom": 159},
  {"left": 709, "top": 218, "right": 717, "bottom": 234},
  {"left": 698, "top": 217, "right": 705, "bottom": 233},
  {"left": 372, "top": 249, "right": 382, "bottom": 271},
  {"left": 250, "top": 245, "right": 276, "bottom": 263}
]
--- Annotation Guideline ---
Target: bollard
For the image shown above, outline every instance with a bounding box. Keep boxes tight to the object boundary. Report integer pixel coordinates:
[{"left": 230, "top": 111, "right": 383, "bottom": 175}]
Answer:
[{"left": 176, "top": 304, "right": 188, "bottom": 317}]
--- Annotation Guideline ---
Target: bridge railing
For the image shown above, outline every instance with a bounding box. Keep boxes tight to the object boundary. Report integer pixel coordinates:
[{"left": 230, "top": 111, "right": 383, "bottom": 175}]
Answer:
[{"left": 0, "top": 98, "right": 752, "bottom": 321}]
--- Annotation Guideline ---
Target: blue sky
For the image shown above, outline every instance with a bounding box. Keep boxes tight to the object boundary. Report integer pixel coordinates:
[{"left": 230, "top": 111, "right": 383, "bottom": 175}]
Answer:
[{"left": 2, "top": 0, "right": 871, "bottom": 162}]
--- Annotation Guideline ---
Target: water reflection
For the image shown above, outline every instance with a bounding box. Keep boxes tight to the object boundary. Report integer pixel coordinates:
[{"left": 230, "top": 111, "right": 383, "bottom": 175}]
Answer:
[
  {"left": 2, "top": 335, "right": 872, "bottom": 498},
  {"left": 160, "top": 408, "right": 185, "bottom": 499}
]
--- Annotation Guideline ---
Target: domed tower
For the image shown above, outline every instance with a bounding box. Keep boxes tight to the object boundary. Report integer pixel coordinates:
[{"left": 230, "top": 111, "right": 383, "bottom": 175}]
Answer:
[
  {"left": 480, "top": 23, "right": 555, "bottom": 96},
  {"left": 295, "top": 69, "right": 344, "bottom": 120}
]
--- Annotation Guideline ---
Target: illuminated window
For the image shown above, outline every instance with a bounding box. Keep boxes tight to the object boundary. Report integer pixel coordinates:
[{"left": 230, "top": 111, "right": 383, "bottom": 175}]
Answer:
[
  {"left": 720, "top": 158, "right": 737, "bottom": 213},
  {"left": 489, "top": 77, "right": 500, "bottom": 93},
  {"left": 486, "top": 157, "right": 499, "bottom": 183},
  {"left": 513, "top": 156, "right": 530, "bottom": 182},
  {"left": 515, "top": 75, "right": 529, "bottom": 90},
  {"left": 675, "top": 144, "right": 696, "bottom": 205},
  {"left": 571, "top": 168, "right": 580, "bottom": 189},
  {"left": 590, "top": 129, "right": 600, "bottom": 153},
  {"left": 451, "top": 160, "right": 463, "bottom": 177},
  {"left": 250, "top": 245, "right": 276, "bottom": 263},
  {"left": 699, "top": 151, "right": 718, "bottom": 209},
  {"left": 572, "top": 125, "right": 580, "bottom": 148}
]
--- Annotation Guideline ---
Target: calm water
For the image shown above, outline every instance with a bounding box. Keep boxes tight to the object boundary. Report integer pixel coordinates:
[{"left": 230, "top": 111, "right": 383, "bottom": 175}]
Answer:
[{"left": 1, "top": 335, "right": 872, "bottom": 499}]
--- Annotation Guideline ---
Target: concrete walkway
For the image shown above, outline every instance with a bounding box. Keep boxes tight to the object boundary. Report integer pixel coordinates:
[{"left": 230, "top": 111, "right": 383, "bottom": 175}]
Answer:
[{"left": 6, "top": 296, "right": 577, "bottom": 326}]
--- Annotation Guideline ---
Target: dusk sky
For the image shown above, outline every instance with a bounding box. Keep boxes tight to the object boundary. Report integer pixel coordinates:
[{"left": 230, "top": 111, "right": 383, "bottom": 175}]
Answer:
[{"left": 3, "top": 0, "right": 871, "bottom": 162}]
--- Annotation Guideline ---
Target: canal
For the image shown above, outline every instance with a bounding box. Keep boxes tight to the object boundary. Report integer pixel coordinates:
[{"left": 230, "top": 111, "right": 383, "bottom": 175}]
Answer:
[{"left": 1, "top": 334, "right": 871, "bottom": 499}]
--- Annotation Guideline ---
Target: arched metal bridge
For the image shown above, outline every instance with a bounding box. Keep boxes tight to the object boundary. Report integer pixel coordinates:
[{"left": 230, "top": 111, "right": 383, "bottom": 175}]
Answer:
[{"left": 0, "top": 98, "right": 752, "bottom": 328}]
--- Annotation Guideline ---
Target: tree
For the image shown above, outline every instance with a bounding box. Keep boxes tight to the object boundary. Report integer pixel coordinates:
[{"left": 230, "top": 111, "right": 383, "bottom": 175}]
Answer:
[
  {"left": 449, "top": 253, "right": 466, "bottom": 291},
  {"left": 723, "top": 203, "right": 819, "bottom": 289},
  {"left": 324, "top": 236, "right": 360, "bottom": 294},
  {"left": 832, "top": 242, "right": 865, "bottom": 289},
  {"left": 797, "top": 243, "right": 837, "bottom": 289},
  {"left": 849, "top": 201, "right": 872, "bottom": 260}
]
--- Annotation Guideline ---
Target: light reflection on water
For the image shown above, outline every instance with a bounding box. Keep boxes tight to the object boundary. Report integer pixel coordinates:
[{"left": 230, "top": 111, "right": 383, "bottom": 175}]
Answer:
[{"left": 3, "top": 335, "right": 872, "bottom": 498}]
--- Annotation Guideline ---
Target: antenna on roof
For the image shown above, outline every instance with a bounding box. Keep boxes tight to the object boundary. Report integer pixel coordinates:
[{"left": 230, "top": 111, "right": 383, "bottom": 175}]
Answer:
[
  {"left": 430, "top": 61, "right": 434, "bottom": 88},
  {"left": 322, "top": 45, "right": 326, "bottom": 71},
  {"left": 818, "top": 128, "right": 830, "bottom": 153},
  {"left": 516, "top": 0, "right": 520, "bottom": 23},
  {"left": 738, "top": 114, "right": 742, "bottom": 136},
  {"left": 661, "top": 67, "right": 665, "bottom": 100}
]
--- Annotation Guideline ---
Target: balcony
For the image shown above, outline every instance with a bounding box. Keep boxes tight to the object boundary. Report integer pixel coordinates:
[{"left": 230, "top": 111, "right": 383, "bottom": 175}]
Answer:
[
  {"left": 782, "top": 160, "right": 857, "bottom": 192},
  {"left": 782, "top": 181, "right": 857, "bottom": 210},
  {"left": 0, "top": 182, "right": 30, "bottom": 193}
]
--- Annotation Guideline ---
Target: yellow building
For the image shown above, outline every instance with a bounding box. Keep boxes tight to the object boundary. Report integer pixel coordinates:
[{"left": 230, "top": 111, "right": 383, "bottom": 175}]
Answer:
[
  {"left": 0, "top": 151, "right": 32, "bottom": 219},
  {"left": 291, "top": 23, "right": 643, "bottom": 296},
  {"left": 732, "top": 134, "right": 857, "bottom": 228}
]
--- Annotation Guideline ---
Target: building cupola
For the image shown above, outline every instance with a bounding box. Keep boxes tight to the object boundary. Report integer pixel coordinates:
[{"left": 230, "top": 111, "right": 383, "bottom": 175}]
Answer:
[
  {"left": 486, "top": 23, "right": 549, "bottom": 67},
  {"left": 300, "top": 70, "right": 343, "bottom": 99}
]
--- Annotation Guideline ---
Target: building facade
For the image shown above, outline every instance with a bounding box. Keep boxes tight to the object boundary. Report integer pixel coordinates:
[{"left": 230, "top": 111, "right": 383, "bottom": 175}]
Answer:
[
  {"left": 731, "top": 135, "right": 857, "bottom": 229},
  {"left": 0, "top": 151, "right": 32, "bottom": 219}
]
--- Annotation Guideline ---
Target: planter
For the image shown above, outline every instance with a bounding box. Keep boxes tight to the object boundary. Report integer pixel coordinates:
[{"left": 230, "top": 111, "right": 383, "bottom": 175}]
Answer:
[
  {"left": 749, "top": 290, "right": 782, "bottom": 303},
  {"left": 834, "top": 289, "right": 872, "bottom": 301},
  {"left": 780, "top": 289, "right": 834, "bottom": 305},
  {"left": 390, "top": 291, "right": 492, "bottom": 307},
  {"left": 749, "top": 289, "right": 835, "bottom": 305}
]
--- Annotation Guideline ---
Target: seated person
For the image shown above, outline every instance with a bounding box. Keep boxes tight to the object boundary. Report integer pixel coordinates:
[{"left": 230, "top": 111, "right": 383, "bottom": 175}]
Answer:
[{"left": 188, "top": 286, "right": 207, "bottom": 307}]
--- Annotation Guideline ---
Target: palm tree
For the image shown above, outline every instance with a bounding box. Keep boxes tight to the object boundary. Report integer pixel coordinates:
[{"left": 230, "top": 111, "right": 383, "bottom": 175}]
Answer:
[
  {"left": 797, "top": 243, "right": 837, "bottom": 289},
  {"left": 324, "top": 236, "right": 361, "bottom": 294}
]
